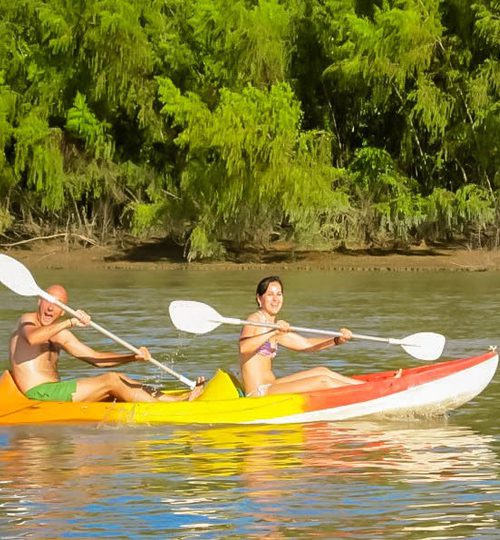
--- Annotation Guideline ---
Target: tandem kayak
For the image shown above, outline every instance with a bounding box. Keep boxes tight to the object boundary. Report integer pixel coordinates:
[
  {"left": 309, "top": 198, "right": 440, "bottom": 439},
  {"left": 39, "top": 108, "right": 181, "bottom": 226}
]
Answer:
[{"left": 0, "top": 350, "right": 497, "bottom": 426}]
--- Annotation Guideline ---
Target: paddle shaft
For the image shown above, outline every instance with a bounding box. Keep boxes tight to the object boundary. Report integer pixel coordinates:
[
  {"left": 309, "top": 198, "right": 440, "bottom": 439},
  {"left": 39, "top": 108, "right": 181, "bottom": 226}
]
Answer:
[
  {"left": 43, "top": 292, "right": 196, "bottom": 389},
  {"left": 222, "top": 317, "right": 406, "bottom": 345},
  {"left": 168, "top": 300, "right": 445, "bottom": 360}
]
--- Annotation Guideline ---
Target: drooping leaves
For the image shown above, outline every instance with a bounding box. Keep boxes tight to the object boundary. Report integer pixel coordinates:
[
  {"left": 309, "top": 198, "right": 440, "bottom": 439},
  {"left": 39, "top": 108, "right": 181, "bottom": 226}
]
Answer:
[{"left": 0, "top": 0, "right": 497, "bottom": 255}]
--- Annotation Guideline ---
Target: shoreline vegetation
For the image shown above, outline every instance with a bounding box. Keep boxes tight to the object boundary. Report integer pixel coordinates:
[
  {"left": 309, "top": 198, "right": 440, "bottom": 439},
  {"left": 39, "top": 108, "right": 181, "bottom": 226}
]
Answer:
[
  {"left": 1, "top": 2, "right": 498, "bottom": 264},
  {"left": 2, "top": 236, "right": 499, "bottom": 272}
]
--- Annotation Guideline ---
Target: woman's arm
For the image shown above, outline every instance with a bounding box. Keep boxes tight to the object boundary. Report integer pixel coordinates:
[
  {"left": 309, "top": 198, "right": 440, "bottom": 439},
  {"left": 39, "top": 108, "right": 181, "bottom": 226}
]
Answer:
[
  {"left": 239, "top": 328, "right": 278, "bottom": 357},
  {"left": 278, "top": 328, "right": 351, "bottom": 352},
  {"left": 239, "top": 313, "right": 288, "bottom": 357}
]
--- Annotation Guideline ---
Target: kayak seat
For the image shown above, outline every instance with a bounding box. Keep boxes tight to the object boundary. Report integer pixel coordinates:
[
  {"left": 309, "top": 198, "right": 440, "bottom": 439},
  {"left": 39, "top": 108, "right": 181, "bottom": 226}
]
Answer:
[
  {"left": 197, "top": 369, "right": 245, "bottom": 401},
  {"left": 225, "top": 370, "right": 245, "bottom": 397}
]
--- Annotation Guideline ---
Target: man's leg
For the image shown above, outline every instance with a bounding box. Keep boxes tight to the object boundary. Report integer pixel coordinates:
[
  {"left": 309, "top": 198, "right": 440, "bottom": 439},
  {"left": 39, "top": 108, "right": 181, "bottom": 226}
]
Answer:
[{"left": 72, "top": 372, "right": 159, "bottom": 402}]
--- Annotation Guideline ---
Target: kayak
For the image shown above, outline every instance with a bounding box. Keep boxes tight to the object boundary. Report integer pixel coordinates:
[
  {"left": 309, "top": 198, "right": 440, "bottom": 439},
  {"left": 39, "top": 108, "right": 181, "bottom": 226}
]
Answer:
[{"left": 0, "top": 350, "right": 497, "bottom": 425}]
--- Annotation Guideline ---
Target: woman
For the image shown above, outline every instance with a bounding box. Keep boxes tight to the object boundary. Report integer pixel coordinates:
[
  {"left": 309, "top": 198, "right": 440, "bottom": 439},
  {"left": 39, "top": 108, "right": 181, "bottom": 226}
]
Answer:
[{"left": 239, "top": 276, "right": 363, "bottom": 397}]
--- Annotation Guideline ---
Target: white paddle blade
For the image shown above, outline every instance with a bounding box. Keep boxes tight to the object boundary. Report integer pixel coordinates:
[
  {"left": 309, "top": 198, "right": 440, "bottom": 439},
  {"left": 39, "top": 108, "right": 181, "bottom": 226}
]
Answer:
[
  {"left": 169, "top": 300, "right": 224, "bottom": 334},
  {"left": 0, "top": 254, "right": 43, "bottom": 297},
  {"left": 400, "top": 332, "right": 446, "bottom": 361}
]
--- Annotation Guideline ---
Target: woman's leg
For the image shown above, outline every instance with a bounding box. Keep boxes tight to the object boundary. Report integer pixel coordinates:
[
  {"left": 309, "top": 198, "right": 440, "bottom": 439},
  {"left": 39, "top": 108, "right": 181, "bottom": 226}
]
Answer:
[
  {"left": 267, "top": 373, "right": 361, "bottom": 396},
  {"left": 276, "top": 366, "right": 362, "bottom": 386}
]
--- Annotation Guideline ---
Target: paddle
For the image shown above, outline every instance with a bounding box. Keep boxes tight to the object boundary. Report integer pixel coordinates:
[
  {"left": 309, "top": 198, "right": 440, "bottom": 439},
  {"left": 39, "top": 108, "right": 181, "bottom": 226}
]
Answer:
[
  {"left": 169, "top": 300, "right": 446, "bottom": 361},
  {"left": 0, "top": 254, "right": 196, "bottom": 389}
]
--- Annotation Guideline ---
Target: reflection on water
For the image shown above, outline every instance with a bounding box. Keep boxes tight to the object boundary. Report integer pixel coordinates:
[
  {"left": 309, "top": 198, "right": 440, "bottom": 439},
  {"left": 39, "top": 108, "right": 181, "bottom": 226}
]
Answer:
[
  {"left": 0, "top": 268, "right": 499, "bottom": 538},
  {"left": 0, "top": 420, "right": 498, "bottom": 539}
]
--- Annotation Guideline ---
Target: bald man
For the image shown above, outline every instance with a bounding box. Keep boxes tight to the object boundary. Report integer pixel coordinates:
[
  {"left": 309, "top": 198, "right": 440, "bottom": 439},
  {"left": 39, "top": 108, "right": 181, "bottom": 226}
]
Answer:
[{"left": 9, "top": 284, "right": 203, "bottom": 402}]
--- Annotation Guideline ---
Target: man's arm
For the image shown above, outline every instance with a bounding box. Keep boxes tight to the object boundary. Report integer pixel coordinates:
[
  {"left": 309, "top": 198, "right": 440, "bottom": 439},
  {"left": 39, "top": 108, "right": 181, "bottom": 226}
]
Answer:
[
  {"left": 20, "top": 314, "right": 75, "bottom": 346},
  {"left": 56, "top": 331, "right": 150, "bottom": 367}
]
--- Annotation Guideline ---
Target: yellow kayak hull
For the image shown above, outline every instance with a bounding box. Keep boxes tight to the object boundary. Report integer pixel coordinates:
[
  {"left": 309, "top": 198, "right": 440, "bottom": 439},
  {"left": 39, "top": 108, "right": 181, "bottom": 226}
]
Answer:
[{"left": 0, "top": 369, "right": 306, "bottom": 424}]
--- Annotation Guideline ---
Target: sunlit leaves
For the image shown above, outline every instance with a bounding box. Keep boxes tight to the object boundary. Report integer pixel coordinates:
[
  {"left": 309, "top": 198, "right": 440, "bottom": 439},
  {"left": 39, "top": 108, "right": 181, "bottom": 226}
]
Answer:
[
  {"left": 424, "top": 184, "right": 496, "bottom": 244},
  {"left": 0, "top": 0, "right": 497, "bottom": 254},
  {"left": 157, "top": 79, "right": 345, "bottom": 259},
  {"left": 473, "top": 1, "right": 500, "bottom": 52},
  {"left": 341, "top": 0, "right": 442, "bottom": 94},
  {"left": 14, "top": 110, "right": 65, "bottom": 210},
  {"left": 347, "top": 146, "right": 425, "bottom": 244},
  {"left": 66, "top": 92, "right": 114, "bottom": 160},
  {"left": 409, "top": 75, "right": 454, "bottom": 141}
]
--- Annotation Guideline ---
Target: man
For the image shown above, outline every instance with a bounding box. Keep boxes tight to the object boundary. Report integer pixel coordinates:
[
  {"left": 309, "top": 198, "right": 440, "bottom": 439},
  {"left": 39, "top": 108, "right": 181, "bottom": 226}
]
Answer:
[{"left": 9, "top": 284, "right": 203, "bottom": 402}]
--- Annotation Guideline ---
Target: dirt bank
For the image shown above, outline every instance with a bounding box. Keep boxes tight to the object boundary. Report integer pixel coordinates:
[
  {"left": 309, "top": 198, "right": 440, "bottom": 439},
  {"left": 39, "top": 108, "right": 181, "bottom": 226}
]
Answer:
[{"left": 2, "top": 237, "right": 499, "bottom": 272}]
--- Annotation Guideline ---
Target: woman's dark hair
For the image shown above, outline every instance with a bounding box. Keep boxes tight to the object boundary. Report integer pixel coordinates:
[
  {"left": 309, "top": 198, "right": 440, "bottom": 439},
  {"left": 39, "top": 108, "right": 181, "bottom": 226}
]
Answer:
[{"left": 255, "top": 275, "right": 283, "bottom": 305}]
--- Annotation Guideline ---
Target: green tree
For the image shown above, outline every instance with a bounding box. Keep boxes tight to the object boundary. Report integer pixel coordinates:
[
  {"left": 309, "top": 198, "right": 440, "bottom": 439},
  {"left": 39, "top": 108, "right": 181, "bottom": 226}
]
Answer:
[
  {"left": 141, "top": 79, "right": 350, "bottom": 260},
  {"left": 0, "top": 0, "right": 497, "bottom": 255}
]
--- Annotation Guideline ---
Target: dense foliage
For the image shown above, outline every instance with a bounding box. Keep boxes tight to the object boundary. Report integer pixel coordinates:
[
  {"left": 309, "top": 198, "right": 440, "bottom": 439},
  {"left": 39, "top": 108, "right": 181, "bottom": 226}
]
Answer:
[{"left": 1, "top": 0, "right": 498, "bottom": 259}]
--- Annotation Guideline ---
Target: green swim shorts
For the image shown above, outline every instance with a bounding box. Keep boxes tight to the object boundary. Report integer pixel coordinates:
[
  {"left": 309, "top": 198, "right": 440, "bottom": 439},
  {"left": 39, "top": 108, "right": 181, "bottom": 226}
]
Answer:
[{"left": 25, "top": 380, "right": 78, "bottom": 402}]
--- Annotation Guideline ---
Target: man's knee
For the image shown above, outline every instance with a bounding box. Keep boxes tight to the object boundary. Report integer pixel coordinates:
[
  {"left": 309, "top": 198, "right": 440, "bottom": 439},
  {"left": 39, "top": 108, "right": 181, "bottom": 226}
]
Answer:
[{"left": 97, "top": 371, "right": 122, "bottom": 388}]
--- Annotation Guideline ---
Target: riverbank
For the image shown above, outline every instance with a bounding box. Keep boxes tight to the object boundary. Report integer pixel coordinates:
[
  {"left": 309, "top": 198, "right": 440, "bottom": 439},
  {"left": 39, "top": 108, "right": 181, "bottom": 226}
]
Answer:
[{"left": 2, "top": 237, "right": 499, "bottom": 272}]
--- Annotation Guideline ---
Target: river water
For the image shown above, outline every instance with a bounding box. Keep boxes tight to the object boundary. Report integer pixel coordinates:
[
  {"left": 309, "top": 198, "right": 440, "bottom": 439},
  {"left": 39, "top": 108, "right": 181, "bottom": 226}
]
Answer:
[{"left": 0, "top": 268, "right": 499, "bottom": 539}]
